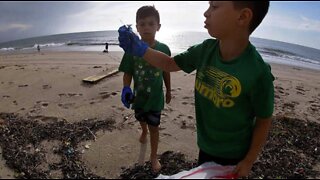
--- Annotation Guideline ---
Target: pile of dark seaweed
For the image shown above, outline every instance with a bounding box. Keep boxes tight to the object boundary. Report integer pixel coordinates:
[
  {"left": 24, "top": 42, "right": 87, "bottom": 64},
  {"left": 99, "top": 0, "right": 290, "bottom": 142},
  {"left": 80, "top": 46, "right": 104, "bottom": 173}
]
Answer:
[
  {"left": 0, "top": 113, "right": 319, "bottom": 179},
  {"left": 0, "top": 112, "right": 115, "bottom": 179}
]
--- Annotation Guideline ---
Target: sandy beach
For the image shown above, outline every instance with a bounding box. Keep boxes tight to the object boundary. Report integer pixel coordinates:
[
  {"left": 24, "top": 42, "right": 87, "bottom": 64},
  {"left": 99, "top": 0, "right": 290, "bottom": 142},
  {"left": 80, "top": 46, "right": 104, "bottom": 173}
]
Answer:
[{"left": 0, "top": 50, "right": 319, "bottom": 178}]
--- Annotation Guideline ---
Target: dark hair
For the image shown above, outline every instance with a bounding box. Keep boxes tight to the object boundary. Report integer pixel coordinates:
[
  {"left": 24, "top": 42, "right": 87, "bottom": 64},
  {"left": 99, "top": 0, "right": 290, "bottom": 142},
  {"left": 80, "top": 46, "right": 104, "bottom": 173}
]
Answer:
[
  {"left": 233, "top": 1, "right": 269, "bottom": 34},
  {"left": 136, "top": 5, "right": 160, "bottom": 24}
]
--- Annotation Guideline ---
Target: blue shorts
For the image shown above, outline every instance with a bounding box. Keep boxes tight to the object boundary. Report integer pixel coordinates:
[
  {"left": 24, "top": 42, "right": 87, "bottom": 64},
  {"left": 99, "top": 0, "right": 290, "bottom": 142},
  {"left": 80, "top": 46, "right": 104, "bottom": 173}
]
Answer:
[{"left": 134, "top": 109, "right": 161, "bottom": 127}]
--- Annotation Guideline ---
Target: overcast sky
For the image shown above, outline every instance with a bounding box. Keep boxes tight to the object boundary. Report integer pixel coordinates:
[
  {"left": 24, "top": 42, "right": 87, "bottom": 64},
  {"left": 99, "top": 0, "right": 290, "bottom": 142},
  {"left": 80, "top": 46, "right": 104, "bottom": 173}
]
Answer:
[{"left": 0, "top": 1, "right": 320, "bottom": 50}]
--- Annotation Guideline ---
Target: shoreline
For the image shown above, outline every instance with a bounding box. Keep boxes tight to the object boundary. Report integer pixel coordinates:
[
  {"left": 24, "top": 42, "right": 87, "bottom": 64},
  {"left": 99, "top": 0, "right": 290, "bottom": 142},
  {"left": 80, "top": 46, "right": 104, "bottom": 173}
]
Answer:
[{"left": 1, "top": 49, "right": 320, "bottom": 72}]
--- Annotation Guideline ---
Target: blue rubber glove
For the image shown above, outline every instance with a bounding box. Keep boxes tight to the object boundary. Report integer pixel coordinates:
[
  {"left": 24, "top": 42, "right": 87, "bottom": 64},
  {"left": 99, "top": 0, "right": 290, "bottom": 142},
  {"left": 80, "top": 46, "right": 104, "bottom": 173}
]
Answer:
[
  {"left": 118, "top": 25, "right": 149, "bottom": 57},
  {"left": 118, "top": 25, "right": 133, "bottom": 52},
  {"left": 121, "top": 86, "right": 134, "bottom": 108}
]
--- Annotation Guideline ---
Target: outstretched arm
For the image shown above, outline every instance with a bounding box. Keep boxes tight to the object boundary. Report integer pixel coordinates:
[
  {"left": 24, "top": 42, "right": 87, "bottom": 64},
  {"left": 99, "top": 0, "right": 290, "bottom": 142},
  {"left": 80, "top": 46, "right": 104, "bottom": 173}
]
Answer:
[{"left": 143, "top": 48, "right": 181, "bottom": 72}]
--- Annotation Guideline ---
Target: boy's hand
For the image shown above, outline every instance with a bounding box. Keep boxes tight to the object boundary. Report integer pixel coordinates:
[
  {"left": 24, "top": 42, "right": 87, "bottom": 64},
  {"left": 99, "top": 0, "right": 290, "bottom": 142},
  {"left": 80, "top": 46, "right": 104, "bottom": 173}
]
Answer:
[
  {"left": 118, "top": 25, "right": 149, "bottom": 57},
  {"left": 118, "top": 25, "right": 132, "bottom": 52},
  {"left": 121, "top": 86, "right": 134, "bottom": 108},
  {"left": 233, "top": 159, "right": 254, "bottom": 178}
]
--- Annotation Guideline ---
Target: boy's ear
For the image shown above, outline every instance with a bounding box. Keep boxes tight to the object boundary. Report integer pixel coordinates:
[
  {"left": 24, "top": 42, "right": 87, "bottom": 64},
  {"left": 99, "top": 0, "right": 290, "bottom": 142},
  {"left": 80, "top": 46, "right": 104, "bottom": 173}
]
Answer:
[
  {"left": 238, "top": 8, "right": 252, "bottom": 27},
  {"left": 157, "top": 23, "right": 161, "bottom": 31}
]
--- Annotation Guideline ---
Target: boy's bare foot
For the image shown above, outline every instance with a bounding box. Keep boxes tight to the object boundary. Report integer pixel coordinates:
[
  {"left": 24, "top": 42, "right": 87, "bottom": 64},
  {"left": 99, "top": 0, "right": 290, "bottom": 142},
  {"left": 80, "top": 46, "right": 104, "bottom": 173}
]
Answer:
[
  {"left": 139, "top": 132, "right": 147, "bottom": 144},
  {"left": 151, "top": 159, "right": 161, "bottom": 173}
]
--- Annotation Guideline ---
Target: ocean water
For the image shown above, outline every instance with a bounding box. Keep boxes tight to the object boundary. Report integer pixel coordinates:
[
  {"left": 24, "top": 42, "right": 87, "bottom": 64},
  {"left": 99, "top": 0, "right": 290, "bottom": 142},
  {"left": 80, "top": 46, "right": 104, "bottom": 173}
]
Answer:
[{"left": 0, "top": 30, "right": 320, "bottom": 70}]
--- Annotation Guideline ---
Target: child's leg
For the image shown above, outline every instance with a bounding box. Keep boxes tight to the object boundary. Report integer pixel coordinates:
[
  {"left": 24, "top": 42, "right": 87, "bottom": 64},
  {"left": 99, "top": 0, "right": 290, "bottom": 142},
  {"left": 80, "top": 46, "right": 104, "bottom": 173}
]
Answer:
[
  {"left": 139, "top": 121, "right": 148, "bottom": 144},
  {"left": 135, "top": 109, "right": 148, "bottom": 144},
  {"left": 148, "top": 124, "right": 161, "bottom": 172}
]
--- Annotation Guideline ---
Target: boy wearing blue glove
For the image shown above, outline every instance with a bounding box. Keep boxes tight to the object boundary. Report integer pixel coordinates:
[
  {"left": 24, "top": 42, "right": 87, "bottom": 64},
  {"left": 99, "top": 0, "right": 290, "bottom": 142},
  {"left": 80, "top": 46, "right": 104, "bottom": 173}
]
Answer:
[
  {"left": 118, "top": 5, "right": 171, "bottom": 173},
  {"left": 118, "top": 1, "right": 274, "bottom": 178}
]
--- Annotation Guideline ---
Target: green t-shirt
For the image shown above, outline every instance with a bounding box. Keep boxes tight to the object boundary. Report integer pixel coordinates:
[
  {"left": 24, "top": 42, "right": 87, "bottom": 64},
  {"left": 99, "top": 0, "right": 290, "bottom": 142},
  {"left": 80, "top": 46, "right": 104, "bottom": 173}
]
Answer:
[
  {"left": 118, "top": 41, "right": 171, "bottom": 112},
  {"left": 174, "top": 39, "right": 274, "bottom": 159}
]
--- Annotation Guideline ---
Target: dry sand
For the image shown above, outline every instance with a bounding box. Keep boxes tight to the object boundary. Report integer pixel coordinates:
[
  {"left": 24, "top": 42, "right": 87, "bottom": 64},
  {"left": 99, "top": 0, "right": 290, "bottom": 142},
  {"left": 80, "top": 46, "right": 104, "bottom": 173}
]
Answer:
[{"left": 0, "top": 50, "right": 319, "bottom": 178}]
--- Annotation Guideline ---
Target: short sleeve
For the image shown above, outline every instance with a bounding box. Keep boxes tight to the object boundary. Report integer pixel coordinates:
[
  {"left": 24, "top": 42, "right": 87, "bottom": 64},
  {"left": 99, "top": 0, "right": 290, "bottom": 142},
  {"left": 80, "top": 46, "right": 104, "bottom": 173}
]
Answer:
[
  {"left": 173, "top": 39, "right": 217, "bottom": 74},
  {"left": 118, "top": 53, "right": 134, "bottom": 74},
  {"left": 173, "top": 44, "right": 201, "bottom": 74}
]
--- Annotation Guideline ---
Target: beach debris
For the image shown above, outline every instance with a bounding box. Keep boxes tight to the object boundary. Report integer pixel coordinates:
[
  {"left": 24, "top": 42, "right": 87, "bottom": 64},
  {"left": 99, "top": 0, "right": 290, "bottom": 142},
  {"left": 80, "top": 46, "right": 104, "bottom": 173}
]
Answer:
[
  {"left": 93, "top": 66, "right": 102, "bottom": 68},
  {"left": 0, "top": 112, "right": 115, "bottom": 179},
  {"left": 119, "top": 116, "right": 320, "bottom": 179},
  {"left": 82, "top": 69, "right": 119, "bottom": 84}
]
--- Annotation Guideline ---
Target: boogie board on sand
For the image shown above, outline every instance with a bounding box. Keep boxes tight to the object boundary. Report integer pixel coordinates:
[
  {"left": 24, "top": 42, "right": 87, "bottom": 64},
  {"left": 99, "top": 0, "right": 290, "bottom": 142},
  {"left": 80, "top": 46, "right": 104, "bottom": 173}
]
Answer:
[{"left": 82, "top": 69, "right": 119, "bottom": 83}]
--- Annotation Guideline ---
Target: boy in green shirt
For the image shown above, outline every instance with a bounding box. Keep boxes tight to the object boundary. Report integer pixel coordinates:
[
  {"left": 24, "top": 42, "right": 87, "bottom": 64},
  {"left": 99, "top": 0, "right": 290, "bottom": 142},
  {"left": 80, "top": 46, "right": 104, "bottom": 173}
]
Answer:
[
  {"left": 118, "top": 1, "right": 274, "bottom": 178},
  {"left": 118, "top": 5, "right": 171, "bottom": 173}
]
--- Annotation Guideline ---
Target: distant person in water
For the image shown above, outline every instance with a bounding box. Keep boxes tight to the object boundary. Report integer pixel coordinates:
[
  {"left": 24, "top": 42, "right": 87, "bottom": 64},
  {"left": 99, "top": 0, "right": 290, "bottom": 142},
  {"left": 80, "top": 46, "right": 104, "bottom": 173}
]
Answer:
[
  {"left": 37, "top": 44, "right": 40, "bottom": 52},
  {"left": 103, "top": 42, "right": 109, "bottom": 53}
]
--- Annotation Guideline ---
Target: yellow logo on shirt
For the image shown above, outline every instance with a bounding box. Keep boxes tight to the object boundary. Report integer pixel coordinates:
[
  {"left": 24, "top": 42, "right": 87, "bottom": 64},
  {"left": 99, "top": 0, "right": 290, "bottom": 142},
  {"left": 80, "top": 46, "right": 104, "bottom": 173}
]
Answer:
[{"left": 195, "top": 67, "right": 241, "bottom": 108}]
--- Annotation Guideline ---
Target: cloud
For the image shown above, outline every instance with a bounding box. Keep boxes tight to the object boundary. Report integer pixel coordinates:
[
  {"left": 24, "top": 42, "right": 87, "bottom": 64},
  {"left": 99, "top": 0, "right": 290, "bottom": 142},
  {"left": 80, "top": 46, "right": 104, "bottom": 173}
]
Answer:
[
  {"left": 0, "top": 23, "right": 32, "bottom": 32},
  {"left": 299, "top": 16, "right": 320, "bottom": 32},
  {"left": 263, "top": 14, "right": 320, "bottom": 33},
  {"left": 63, "top": 1, "right": 208, "bottom": 33}
]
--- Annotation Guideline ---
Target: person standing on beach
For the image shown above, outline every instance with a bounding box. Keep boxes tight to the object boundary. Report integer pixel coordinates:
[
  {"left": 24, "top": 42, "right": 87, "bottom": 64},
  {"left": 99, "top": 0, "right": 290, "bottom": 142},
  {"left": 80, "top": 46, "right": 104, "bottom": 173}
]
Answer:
[
  {"left": 118, "top": 5, "right": 171, "bottom": 173},
  {"left": 37, "top": 44, "right": 40, "bottom": 52},
  {"left": 103, "top": 42, "right": 109, "bottom": 53},
  {"left": 118, "top": 1, "right": 274, "bottom": 178}
]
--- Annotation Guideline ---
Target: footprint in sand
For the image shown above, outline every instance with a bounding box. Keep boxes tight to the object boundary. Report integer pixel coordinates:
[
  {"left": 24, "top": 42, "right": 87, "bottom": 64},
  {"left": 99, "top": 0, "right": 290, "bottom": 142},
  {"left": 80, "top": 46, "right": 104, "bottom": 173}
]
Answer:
[
  {"left": 274, "top": 94, "right": 281, "bottom": 99},
  {"left": 42, "top": 85, "right": 52, "bottom": 89},
  {"left": 309, "top": 103, "right": 320, "bottom": 111},
  {"left": 58, "top": 93, "right": 67, "bottom": 97},
  {"left": 163, "top": 107, "right": 173, "bottom": 112},
  {"left": 58, "top": 103, "right": 75, "bottom": 109},
  {"left": 3, "top": 95, "right": 10, "bottom": 98},
  {"left": 182, "top": 96, "right": 191, "bottom": 100},
  {"left": 177, "top": 114, "right": 184, "bottom": 118},
  {"left": 67, "top": 93, "right": 83, "bottom": 97},
  {"left": 99, "top": 92, "right": 110, "bottom": 99},
  {"left": 36, "top": 101, "right": 49, "bottom": 108},
  {"left": 58, "top": 93, "right": 83, "bottom": 98},
  {"left": 171, "top": 87, "right": 182, "bottom": 92},
  {"left": 275, "top": 86, "right": 287, "bottom": 95},
  {"left": 117, "top": 107, "right": 125, "bottom": 111},
  {"left": 162, "top": 133, "right": 172, "bottom": 137},
  {"left": 187, "top": 115, "right": 194, "bottom": 119},
  {"left": 180, "top": 120, "right": 195, "bottom": 130},
  {"left": 99, "top": 91, "right": 117, "bottom": 99},
  {"left": 295, "top": 86, "right": 306, "bottom": 95},
  {"left": 50, "top": 67, "right": 59, "bottom": 70},
  {"left": 283, "top": 101, "right": 298, "bottom": 111},
  {"left": 18, "top": 84, "right": 28, "bottom": 87}
]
